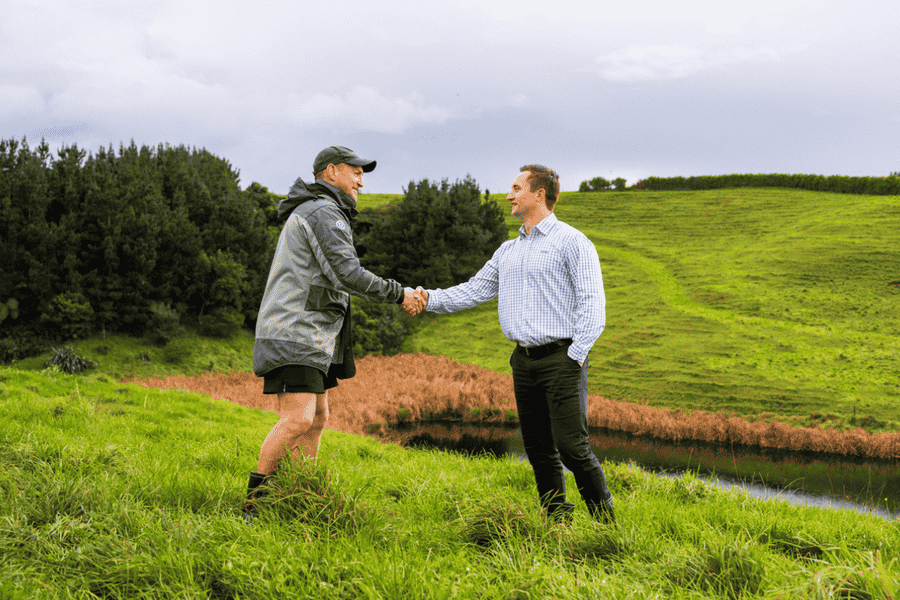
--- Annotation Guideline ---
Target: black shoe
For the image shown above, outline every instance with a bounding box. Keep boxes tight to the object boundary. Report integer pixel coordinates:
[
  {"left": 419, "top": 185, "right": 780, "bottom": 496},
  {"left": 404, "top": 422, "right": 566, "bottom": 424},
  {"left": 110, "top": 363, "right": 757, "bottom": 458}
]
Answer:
[
  {"left": 587, "top": 496, "right": 616, "bottom": 525},
  {"left": 243, "top": 471, "right": 270, "bottom": 524},
  {"left": 549, "top": 502, "right": 576, "bottom": 524},
  {"left": 600, "top": 497, "right": 617, "bottom": 525}
]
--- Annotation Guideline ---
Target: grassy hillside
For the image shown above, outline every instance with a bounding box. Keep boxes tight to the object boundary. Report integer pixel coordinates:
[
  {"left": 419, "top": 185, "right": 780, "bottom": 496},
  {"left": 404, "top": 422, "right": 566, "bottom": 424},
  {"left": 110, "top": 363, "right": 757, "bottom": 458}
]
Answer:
[
  {"left": 378, "top": 188, "right": 900, "bottom": 431},
  {"left": 11, "top": 330, "right": 256, "bottom": 380},
  {"left": 2, "top": 365, "right": 898, "bottom": 599}
]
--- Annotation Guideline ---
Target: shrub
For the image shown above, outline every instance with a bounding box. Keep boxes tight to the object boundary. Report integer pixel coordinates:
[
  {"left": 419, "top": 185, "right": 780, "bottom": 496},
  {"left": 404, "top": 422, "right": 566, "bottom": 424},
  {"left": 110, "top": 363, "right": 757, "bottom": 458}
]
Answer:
[
  {"left": 355, "top": 175, "right": 507, "bottom": 290},
  {"left": 0, "top": 334, "right": 44, "bottom": 363},
  {"left": 579, "top": 176, "right": 611, "bottom": 192},
  {"left": 351, "top": 298, "right": 411, "bottom": 357},
  {"left": 46, "top": 346, "right": 97, "bottom": 375},
  {"left": 146, "top": 301, "right": 183, "bottom": 346},
  {"left": 40, "top": 292, "right": 94, "bottom": 341},
  {"left": 0, "top": 298, "right": 19, "bottom": 327},
  {"left": 197, "top": 308, "right": 244, "bottom": 338},
  {"left": 0, "top": 338, "right": 17, "bottom": 365},
  {"left": 160, "top": 338, "right": 192, "bottom": 365}
]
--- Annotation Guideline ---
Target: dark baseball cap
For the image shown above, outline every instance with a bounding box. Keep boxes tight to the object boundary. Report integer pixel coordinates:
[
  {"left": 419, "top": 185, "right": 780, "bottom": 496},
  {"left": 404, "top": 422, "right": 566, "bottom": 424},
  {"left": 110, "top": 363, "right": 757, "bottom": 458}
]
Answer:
[{"left": 312, "top": 145, "right": 376, "bottom": 176}]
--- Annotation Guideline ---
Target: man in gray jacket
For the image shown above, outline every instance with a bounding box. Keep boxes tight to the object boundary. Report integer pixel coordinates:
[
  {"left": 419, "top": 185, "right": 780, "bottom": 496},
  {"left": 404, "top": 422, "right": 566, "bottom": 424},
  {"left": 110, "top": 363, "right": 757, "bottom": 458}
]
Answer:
[{"left": 245, "top": 146, "right": 423, "bottom": 516}]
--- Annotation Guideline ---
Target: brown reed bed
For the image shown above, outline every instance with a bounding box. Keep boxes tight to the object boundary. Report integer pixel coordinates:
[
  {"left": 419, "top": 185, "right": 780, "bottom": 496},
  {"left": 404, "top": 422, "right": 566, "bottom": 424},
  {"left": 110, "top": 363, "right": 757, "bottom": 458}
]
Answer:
[{"left": 127, "top": 352, "right": 900, "bottom": 460}]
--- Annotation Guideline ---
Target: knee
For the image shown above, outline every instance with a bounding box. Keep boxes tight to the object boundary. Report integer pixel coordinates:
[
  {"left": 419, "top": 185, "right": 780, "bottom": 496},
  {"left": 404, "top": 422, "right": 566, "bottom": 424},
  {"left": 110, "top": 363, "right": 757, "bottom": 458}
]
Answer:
[
  {"left": 311, "top": 404, "right": 329, "bottom": 429},
  {"left": 558, "top": 440, "right": 596, "bottom": 468},
  {"left": 311, "top": 393, "right": 329, "bottom": 429},
  {"left": 526, "top": 448, "right": 562, "bottom": 471},
  {"left": 280, "top": 394, "right": 329, "bottom": 436},
  {"left": 281, "top": 413, "right": 315, "bottom": 439}
]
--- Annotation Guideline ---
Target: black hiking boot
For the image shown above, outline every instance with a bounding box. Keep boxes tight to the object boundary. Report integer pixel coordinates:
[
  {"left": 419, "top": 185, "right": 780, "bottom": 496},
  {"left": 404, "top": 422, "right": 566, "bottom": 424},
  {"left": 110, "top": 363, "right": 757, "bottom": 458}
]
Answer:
[
  {"left": 588, "top": 495, "right": 616, "bottom": 525},
  {"left": 549, "top": 501, "right": 576, "bottom": 524},
  {"left": 243, "top": 471, "right": 270, "bottom": 524}
]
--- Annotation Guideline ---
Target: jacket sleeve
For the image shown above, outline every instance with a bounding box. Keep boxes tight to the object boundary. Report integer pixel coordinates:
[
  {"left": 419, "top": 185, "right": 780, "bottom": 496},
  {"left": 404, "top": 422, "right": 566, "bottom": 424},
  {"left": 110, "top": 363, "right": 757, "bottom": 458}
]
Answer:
[{"left": 305, "top": 202, "right": 404, "bottom": 304}]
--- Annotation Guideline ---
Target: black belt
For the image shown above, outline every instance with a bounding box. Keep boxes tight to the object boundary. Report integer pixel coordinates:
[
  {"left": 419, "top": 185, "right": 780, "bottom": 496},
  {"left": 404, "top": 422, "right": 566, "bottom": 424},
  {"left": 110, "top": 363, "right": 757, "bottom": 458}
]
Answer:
[{"left": 517, "top": 339, "right": 572, "bottom": 360}]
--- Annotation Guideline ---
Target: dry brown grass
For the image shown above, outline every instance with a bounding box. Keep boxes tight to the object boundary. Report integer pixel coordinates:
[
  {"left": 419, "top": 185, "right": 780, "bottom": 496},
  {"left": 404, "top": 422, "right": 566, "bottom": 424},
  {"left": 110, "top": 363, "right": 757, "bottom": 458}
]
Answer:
[{"left": 127, "top": 352, "right": 900, "bottom": 460}]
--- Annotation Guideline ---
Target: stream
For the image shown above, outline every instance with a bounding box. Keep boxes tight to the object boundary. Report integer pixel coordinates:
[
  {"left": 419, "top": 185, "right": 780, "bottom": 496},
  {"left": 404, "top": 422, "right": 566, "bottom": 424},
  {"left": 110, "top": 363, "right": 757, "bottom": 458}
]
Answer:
[{"left": 384, "top": 421, "right": 900, "bottom": 520}]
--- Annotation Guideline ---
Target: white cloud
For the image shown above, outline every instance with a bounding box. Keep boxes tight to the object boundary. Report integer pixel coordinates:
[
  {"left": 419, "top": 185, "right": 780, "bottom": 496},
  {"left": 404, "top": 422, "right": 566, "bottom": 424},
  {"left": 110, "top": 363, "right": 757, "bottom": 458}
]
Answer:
[
  {"left": 597, "top": 45, "right": 781, "bottom": 82},
  {"left": 285, "top": 86, "right": 454, "bottom": 135},
  {"left": 509, "top": 94, "right": 529, "bottom": 107},
  {"left": 0, "top": 85, "right": 45, "bottom": 120}
]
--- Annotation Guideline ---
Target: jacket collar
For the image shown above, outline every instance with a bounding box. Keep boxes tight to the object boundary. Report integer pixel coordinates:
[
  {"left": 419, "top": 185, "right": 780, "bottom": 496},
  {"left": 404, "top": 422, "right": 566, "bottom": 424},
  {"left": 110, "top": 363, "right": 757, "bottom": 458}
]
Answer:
[
  {"left": 278, "top": 177, "right": 360, "bottom": 223},
  {"left": 315, "top": 178, "right": 360, "bottom": 223}
]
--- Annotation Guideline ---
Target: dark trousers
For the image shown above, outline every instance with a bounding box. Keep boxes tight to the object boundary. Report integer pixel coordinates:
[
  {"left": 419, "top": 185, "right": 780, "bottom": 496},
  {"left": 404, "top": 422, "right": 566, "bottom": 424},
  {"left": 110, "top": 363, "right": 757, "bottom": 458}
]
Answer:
[{"left": 510, "top": 341, "right": 612, "bottom": 518}]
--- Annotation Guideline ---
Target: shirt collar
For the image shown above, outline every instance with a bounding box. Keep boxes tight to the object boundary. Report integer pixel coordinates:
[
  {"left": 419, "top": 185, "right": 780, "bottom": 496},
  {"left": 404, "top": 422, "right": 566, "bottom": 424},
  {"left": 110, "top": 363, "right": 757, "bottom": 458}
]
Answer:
[{"left": 518, "top": 212, "right": 559, "bottom": 238}]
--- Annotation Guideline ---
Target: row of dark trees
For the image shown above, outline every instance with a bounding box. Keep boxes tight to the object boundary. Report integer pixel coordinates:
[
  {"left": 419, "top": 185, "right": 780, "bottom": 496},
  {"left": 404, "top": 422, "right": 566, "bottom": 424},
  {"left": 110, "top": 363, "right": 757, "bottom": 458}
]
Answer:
[
  {"left": 1, "top": 138, "right": 274, "bottom": 352},
  {"left": 0, "top": 137, "right": 507, "bottom": 361},
  {"left": 629, "top": 173, "right": 900, "bottom": 195}
]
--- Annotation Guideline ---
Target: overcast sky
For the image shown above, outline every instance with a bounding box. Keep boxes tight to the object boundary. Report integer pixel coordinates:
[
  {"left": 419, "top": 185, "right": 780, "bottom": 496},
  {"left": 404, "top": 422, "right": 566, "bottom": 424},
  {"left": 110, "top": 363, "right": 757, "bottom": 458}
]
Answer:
[{"left": 3, "top": 0, "right": 898, "bottom": 195}]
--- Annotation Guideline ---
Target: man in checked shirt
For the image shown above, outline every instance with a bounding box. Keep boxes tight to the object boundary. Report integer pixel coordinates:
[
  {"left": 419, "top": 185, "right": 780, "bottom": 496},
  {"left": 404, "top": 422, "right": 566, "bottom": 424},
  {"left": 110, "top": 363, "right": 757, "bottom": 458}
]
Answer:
[{"left": 414, "top": 164, "right": 615, "bottom": 524}]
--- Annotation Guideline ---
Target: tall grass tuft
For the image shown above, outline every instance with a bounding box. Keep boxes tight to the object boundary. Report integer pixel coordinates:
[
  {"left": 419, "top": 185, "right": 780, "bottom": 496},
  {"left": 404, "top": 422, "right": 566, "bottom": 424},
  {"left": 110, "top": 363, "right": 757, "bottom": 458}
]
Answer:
[
  {"left": 461, "top": 499, "right": 536, "bottom": 548},
  {"left": 675, "top": 538, "right": 767, "bottom": 599},
  {"left": 250, "top": 458, "right": 372, "bottom": 536}
]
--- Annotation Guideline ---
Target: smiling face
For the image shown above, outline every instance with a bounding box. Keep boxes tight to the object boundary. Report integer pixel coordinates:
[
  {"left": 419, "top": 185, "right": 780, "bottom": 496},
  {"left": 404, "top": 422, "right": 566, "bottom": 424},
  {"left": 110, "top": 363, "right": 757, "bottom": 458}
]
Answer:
[
  {"left": 507, "top": 170, "right": 546, "bottom": 221},
  {"left": 326, "top": 163, "right": 365, "bottom": 200}
]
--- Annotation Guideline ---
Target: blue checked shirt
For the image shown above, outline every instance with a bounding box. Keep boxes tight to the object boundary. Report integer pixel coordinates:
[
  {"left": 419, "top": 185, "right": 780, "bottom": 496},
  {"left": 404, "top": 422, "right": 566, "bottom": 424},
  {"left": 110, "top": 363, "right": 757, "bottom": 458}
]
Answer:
[{"left": 424, "top": 212, "right": 605, "bottom": 364}]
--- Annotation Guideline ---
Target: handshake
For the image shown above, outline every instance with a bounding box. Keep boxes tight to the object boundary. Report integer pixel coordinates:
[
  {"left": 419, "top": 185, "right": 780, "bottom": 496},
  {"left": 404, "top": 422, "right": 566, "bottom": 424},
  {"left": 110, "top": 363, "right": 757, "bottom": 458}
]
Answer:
[{"left": 400, "top": 286, "right": 429, "bottom": 317}]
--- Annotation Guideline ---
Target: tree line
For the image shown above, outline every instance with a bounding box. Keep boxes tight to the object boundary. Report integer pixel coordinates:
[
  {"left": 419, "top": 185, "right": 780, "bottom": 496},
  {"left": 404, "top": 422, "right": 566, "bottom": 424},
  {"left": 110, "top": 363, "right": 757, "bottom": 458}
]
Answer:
[
  {"left": 578, "top": 176, "right": 627, "bottom": 192},
  {"left": 0, "top": 137, "right": 507, "bottom": 362},
  {"left": 629, "top": 173, "right": 900, "bottom": 195}
]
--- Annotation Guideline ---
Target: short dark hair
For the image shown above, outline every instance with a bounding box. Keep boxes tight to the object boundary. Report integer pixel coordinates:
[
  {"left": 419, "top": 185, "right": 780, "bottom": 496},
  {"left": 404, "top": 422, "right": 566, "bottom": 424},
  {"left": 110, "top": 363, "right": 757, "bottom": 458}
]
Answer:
[{"left": 520, "top": 164, "right": 560, "bottom": 211}]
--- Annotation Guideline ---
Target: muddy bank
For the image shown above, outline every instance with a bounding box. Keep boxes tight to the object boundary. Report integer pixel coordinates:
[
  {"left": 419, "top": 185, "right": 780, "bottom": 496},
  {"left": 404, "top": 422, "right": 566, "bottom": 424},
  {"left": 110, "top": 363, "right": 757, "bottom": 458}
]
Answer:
[{"left": 129, "top": 352, "right": 900, "bottom": 460}]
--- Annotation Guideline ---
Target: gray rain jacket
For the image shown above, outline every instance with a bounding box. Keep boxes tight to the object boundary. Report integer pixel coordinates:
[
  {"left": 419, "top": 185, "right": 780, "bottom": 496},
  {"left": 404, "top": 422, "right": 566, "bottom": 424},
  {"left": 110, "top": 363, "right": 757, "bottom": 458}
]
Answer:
[{"left": 252, "top": 178, "right": 404, "bottom": 377}]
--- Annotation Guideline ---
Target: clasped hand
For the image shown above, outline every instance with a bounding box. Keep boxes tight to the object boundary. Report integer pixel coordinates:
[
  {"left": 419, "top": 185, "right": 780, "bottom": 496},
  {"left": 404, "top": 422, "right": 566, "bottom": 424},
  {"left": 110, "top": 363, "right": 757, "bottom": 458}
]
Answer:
[{"left": 401, "top": 286, "right": 428, "bottom": 317}]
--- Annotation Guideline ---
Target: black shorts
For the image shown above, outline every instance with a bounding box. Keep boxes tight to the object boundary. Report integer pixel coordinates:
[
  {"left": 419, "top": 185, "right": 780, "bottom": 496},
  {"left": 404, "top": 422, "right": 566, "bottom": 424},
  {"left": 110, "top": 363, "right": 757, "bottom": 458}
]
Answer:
[{"left": 262, "top": 364, "right": 340, "bottom": 394}]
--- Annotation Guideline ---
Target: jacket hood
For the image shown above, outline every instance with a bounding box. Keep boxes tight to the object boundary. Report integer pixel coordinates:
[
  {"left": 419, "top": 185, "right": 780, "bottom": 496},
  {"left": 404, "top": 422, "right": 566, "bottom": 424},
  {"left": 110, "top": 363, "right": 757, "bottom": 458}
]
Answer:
[{"left": 278, "top": 178, "right": 359, "bottom": 223}]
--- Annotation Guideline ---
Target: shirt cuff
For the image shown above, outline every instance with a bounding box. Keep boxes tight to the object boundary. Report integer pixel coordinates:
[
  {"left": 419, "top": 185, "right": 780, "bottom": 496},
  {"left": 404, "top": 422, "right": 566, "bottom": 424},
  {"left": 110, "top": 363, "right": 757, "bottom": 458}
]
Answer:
[{"left": 568, "top": 348, "right": 586, "bottom": 364}]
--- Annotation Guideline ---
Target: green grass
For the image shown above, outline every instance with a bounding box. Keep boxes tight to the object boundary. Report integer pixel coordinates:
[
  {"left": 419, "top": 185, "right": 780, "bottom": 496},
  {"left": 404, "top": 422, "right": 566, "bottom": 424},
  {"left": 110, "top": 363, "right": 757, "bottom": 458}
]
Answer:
[
  {"left": 400, "top": 189, "right": 900, "bottom": 432},
  {"left": 2, "top": 365, "right": 899, "bottom": 599},
  {"left": 15, "top": 188, "right": 897, "bottom": 431},
  {"left": 13, "top": 330, "right": 256, "bottom": 380},
  {"left": 355, "top": 193, "right": 403, "bottom": 211}
]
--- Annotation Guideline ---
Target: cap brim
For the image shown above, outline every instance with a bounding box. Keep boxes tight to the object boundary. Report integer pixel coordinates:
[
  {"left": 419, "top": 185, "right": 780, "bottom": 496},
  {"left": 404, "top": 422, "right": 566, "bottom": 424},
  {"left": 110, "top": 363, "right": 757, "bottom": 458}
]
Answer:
[{"left": 347, "top": 157, "right": 376, "bottom": 173}]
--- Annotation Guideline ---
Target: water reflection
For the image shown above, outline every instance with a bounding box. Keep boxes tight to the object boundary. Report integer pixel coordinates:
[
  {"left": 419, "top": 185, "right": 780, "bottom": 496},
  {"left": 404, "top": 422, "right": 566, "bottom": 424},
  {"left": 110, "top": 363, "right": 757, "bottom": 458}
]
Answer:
[{"left": 384, "top": 421, "right": 900, "bottom": 520}]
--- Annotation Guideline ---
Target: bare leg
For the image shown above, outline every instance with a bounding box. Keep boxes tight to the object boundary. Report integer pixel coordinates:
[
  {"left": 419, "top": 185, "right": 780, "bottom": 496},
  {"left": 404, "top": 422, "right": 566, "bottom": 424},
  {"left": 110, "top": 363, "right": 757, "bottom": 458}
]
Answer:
[
  {"left": 256, "top": 390, "right": 329, "bottom": 474},
  {"left": 297, "top": 390, "right": 329, "bottom": 460}
]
